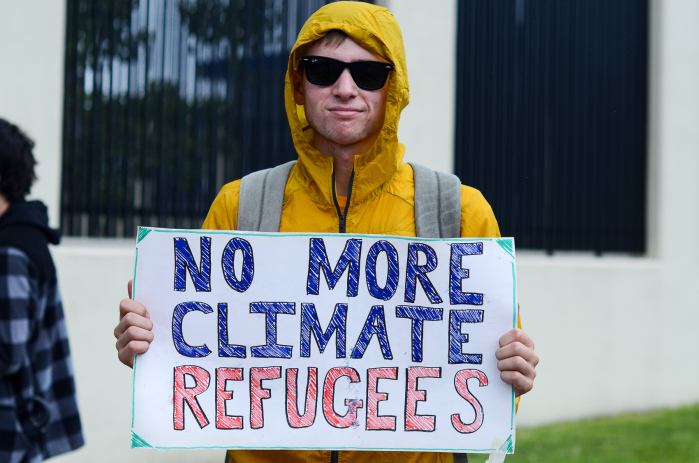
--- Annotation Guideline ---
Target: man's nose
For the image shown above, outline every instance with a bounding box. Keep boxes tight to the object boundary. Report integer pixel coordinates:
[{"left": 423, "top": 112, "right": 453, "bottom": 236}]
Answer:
[{"left": 332, "top": 68, "right": 359, "bottom": 98}]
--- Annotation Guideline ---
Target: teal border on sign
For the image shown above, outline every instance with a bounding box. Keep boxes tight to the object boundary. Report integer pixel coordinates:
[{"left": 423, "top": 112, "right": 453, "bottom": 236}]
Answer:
[
  {"left": 511, "top": 260, "right": 517, "bottom": 433},
  {"left": 137, "top": 227, "right": 152, "bottom": 243},
  {"left": 131, "top": 431, "right": 153, "bottom": 448},
  {"left": 130, "top": 444, "right": 507, "bottom": 452},
  {"left": 131, "top": 233, "right": 142, "bottom": 430},
  {"left": 147, "top": 227, "right": 498, "bottom": 242},
  {"left": 129, "top": 227, "right": 516, "bottom": 454}
]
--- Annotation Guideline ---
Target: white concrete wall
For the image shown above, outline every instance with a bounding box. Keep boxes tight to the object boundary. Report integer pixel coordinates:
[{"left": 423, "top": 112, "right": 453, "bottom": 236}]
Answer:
[
  {"left": 1, "top": 0, "right": 698, "bottom": 461},
  {"left": 0, "top": 0, "right": 65, "bottom": 228},
  {"left": 384, "top": 0, "right": 457, "bottom": 175}
]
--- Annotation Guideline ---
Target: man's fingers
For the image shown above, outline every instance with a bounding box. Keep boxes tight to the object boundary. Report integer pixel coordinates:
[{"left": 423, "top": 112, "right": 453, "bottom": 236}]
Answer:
[
  {"left": 115, "top": 324, "right": 154, "bottom": 350},
  {"left": 497, "top": 356, "right": 537, "bottom": 381},
  {"left": 116, "top": 279, "right": 152, "bottom": 368},
  {"left": 115, "top": 325, "right": 154, "bottom": 368},
  {"left": 114, "top": 312, "right": 153, "bottom": 339},
  {"left": 495, "top": 341, "right": 540, "bottom": 367},
  {"left": 117, "top": 340, "right": 151, "bottom": 369},
  {"left": 498, "top": 328, "right": 535, "bottom": 350},
  {"left": 500, "top": 370, "right": 535, "bottom": 397},
  {"left": 119, "top": 297, "right": 149, "bottom": 320}
]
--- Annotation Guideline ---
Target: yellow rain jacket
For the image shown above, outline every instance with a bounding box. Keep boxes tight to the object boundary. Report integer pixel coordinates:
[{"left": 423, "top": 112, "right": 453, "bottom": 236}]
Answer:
[{"left": 203, "top": 2, "right": 502, "bottom": 462}]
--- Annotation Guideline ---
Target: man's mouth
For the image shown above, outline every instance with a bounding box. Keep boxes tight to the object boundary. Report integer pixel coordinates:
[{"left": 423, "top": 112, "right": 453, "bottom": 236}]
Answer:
[{"left": 329, "top": 107, "right": 362, "bottom": 118}]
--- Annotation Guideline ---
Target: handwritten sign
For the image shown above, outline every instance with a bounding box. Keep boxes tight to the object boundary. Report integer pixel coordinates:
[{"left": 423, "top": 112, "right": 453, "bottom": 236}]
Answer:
[{"left": 131, "top": 227, "right": 517, "bottom": 453}]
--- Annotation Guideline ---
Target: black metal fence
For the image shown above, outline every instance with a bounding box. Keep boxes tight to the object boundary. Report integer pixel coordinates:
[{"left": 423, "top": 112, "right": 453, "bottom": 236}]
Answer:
[
  {"left": 62, "top": 0, "right": 330, "bottom": 237},
  {"left": 63, "top": 1, "right": 648, "bottom": 250},
  {"left": 455, "top": 0, "right": 648, "bottom": 253}
]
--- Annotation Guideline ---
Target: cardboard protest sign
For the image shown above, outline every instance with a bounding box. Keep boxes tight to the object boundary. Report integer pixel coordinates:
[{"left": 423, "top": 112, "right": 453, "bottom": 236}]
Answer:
[{"left": 131, "top": 227, "right": 518, "bottom": 454}]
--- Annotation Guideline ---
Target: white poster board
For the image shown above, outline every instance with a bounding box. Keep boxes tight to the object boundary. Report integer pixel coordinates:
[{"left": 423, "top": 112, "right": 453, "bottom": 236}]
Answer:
[{"left": 131, "top": 227, "right": 517, "bottom": 454}]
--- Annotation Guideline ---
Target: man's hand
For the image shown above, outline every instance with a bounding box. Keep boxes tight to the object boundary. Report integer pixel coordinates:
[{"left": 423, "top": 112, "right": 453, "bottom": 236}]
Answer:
[
  {"left": 114, "top": 280, "right": 154, "bottom": 368},
  {"left": 496, "top": 328, "right": 538, "bottom": 397}
]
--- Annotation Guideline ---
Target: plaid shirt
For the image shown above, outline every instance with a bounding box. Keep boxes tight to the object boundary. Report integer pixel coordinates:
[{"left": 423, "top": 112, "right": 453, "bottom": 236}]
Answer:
[{"left": 0, "top": 246, "right": 84, "bottom": 462}]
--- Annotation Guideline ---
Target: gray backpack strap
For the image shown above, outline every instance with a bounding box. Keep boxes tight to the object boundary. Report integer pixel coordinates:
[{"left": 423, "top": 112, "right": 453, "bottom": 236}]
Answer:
[
  {"left": 237, "top": 160, "right": 296, "bottom": 232},
  {"left": 409, "top": 162, "right": 462, "bottom": 238}
]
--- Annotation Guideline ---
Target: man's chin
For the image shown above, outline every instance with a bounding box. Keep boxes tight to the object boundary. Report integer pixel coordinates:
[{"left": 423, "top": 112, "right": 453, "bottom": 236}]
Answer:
[
  {"left": 311, "top": 124, "right": 382, "bottom": 154},
  {"left": 319, "top": 131, "right": 368, "bottom": 147}
]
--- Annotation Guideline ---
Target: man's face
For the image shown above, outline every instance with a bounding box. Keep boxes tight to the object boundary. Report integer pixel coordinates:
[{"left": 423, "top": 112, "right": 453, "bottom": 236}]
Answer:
[{"left": 293, "top": 37, "right": 390, "bottom": 156}]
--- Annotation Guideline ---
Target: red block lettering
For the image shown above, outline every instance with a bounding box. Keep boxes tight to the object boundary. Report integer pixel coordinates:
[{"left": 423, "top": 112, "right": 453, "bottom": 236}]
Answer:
[
  {"left": 366, "top": 367, "right": 398, "bottom": 430},
  {"left": 286, "top": 367, "right": 318, "bottom": 428},
  {"left": 250, "top": 367, "right": 281, "bottom": 429},
  {"left": 405, "top": 366, "right": 441, "bottom": 431},
  {"left": 216, "top": 368, "right": 243, "bottom": 429},
  {"left": 323, "top": 367, "right": 363, "bottom": 428},
  {"left": 173, "top": 365, "right": 210, "bottom": 430},
  {"left": 451, "top": 369, "right": 488, "bottom": 433}
]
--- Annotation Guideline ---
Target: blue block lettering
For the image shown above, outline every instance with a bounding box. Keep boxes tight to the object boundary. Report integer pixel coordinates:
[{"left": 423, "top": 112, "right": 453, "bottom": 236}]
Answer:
[
  {"left": 172, "top": 301, "right": 213, "bottom": 357},
  {"left": 300, "top": 303, "right": 347, "bottom": 358},
  {"left": 351, "top": 305, "right": 393, "bottom": 360},
  {"left": 222, "top": 238, "right": 254, "bottom": 293},
  {"left": 365, "top": 240, "right": 400, "bottom": 301},
  {"left": 174, "top": 237, "right": 211, "bottom": 292},
  {"left": 396, "top": 306, "right": 443, "bottom": 362},
  {"left": 307, "top": 238, "right": 361, "bottom": 297},
  {"left": 250, "top": 302, "right": 295, "bottom": 358},
  {"left": 218, "top": 303, "right": 246, "bottom": 358},
  {"left": 448, "top": 309, "right": 484, "bottom": 364},
  {"left": 405, "top": 243, "right": 442, "bottom": 304},
  {"left": 450, "top": 243, "right": 484, "bottom": 305}
]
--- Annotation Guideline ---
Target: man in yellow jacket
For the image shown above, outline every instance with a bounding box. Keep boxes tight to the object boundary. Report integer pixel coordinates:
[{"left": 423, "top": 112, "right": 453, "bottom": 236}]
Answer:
[{"left": 115, "top": 3, "right": 538, "bottom": 463}]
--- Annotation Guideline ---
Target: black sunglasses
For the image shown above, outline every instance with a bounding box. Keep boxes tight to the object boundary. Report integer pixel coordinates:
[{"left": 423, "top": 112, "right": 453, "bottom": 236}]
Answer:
[{"left": 301, "top": 56, "right": 394, "bottom": 91}]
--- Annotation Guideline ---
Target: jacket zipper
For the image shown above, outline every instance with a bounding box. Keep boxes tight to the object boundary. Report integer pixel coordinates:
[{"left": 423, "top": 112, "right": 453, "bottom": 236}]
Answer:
[
  {"left": 332, "top": 169, "right": 354, "bottom": 234},
  {"left": 330, "top": 168, "right": 353, "bottom": 462}
]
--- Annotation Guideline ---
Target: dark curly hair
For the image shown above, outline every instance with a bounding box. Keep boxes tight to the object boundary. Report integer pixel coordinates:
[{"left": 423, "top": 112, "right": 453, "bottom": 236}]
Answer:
[{"left": 0, "top": 118, "right": 37, "bottom": 202}]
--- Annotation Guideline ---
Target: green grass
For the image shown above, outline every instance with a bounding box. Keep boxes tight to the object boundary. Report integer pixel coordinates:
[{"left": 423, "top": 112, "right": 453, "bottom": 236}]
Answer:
[{"left": 467, "top": 404, "right": 699, "bottom": 463}]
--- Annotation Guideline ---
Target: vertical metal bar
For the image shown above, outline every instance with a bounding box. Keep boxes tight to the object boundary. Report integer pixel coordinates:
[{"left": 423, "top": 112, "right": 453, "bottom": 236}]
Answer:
[
  {"left": 124, "top": 1, "right": 139, "bottom": 237},
  {"left": 104, "top": 0, "right": 116, "bottom": 237},
  {"left": 178, "top": 3, "right": 193, "bottom": 228},
  {"left": 273, "top": 0, "right": 289, "bottom": 167},
  {"left": 112, "top": 1, "right": 124, "bottom": 237},
  {"left": 257, "top": 1, "right": 267, "bottom": 172},
  {"left": 636, "top": 0, "right": 649, "bottom": 253},
  {"left": 155, "top": 0, "right": 167, "bottom": 226},
  {"left": 116, "top": 0, "right": 127, "bottom": 237},
  {"left": 208, "top": 0, "right": 222, "bottom": 218},
  {"left": 223, "top": 1, "right": 236, "bottom": 187},
  {"left": 241, "top": 3, "right": 252, "bottom": 176},
  {"left": 87, "top": 0, "right": 101, "bottom": 236},
  {"left": 541, "top": 0, "right": 553, "bottom": 251},
  {"left": 194, "top": 2, "right": 207, "bottom": 222},
  {"left": 141, "top": 0, "right": 151, "bottom": 225},
  {"left": 78, "top": 0, "right": 90, "bottom": 236},
  {"left": 61, "top": 0, "right": 77, "bottom": 236},
  {"left": 167, "top": 0, "right": 178, "bottom": 225},
  {"left": 183, "top": 5, "right": 194, "bottom": 226},
  {"left": 192, "top": 5, "right": 202, "bottom": 222},
  {"left": 173, "top": 2, "right": 186, "bottom": 229}
]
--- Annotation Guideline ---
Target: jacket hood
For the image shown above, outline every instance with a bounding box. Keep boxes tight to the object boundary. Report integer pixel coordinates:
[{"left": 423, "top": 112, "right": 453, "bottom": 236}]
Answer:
[
  {"left": 284, "top": 1, "right": 409, "bottom": 206},
  {"left": 0, "top": 198, "right": 61, "bottom": 245}
]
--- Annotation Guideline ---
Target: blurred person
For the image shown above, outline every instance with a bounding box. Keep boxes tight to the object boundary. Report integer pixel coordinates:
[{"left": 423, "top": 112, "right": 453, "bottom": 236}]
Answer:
[{"left": 0, "top": 118, "right": 84, "bottom": 462}]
